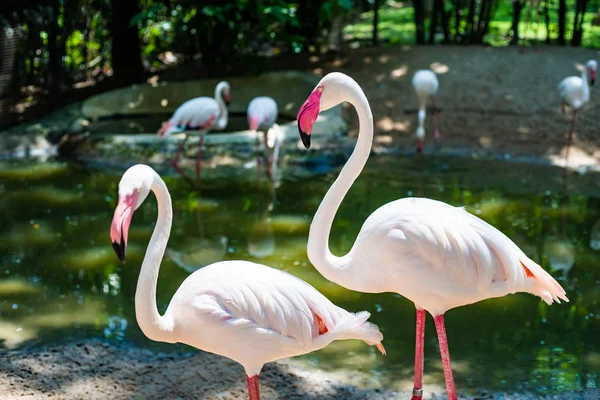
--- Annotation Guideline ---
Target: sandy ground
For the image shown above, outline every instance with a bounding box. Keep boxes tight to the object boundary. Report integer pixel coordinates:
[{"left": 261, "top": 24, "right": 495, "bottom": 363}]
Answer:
[
  {"left": 302, "top": 45, "right": 600, "bottom": 168},
  {"left": 1, "top": 340, "right": 598, "bottom": 400}
]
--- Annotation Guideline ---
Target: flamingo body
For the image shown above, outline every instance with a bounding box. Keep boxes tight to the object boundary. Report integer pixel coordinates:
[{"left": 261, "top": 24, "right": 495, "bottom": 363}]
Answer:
[
  {"left": 297, "top": 72, "right": 567, "bottom": 400},
  {"left": 411, "top": 70, "right": 440, "bottom": 151},
  {"left": 109, "top": 164, "right": 384, "bottom": 399},
  {"left": 247, "top": 96, "right": 282, "bottom": 179}
]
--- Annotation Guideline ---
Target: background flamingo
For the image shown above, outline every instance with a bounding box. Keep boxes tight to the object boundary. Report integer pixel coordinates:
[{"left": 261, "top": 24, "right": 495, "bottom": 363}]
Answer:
[
  {"left": 297, "top": 72, "right": 568, "bottom": 400},
  {"left": 109, "top": 164, "right": 385, "bottom": 400},
  {"left": 157, "top": 81, "right": 231, "bottom": 186},
  {"left": 558, "top": 59, "right": 596, "bottom": 160},
  {"left": 411, "top": 70, "right": 440, "bottom": 153},
  {"left": 247, "top": 96, "right": 282, "bottom": 180}
]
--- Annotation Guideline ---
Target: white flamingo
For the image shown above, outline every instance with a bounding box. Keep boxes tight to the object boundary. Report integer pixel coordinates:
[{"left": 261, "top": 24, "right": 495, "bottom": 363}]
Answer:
[
  {"left": 109, "top": 164, "right": 385, "bottom": 400},
  {"left": 157, "top": 81, "right": 231, "bottom": 185},
  {"left": 411, "top": 70, "right": 440, "bottom": 153},
  {"left": 247, "top": 96, "right": 282, "bottom": 180},
  {"left": 297, "top": 72, "right": 568, "bottom": 400},
  {"left": 558, "top": 60, "right": 597, "bottom": 157}
]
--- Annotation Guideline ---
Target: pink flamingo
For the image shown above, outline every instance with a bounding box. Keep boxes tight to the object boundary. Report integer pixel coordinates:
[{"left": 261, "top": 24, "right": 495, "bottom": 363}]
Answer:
[
  {"left": 558, "top": 60, "right": 597, "bottom": 160},
  {"left": 110, "top": 164, "right": 385, "bottom": 400},
  {"left": 247, "top": 96, "right": 282, "bottom": 180},
  {"left": 297, "top": 72, "right": 568, "bottom": 400},
  {"left": 412, "top": 70, "right": 440, "bottom": 153},
  {"left": 157, "top": 81, "right": 231, "bottom": 186}
]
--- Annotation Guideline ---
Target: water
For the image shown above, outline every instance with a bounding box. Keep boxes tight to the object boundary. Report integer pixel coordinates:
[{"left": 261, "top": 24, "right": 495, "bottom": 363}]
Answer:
[{"left": 1, "top": 155, "right": 599, "bottom": 394}]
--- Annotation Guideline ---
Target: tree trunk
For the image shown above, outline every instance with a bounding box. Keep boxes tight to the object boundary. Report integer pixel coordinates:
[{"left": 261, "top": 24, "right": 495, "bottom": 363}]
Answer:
[
  {"left": 466, "top": 0, "right": 476, "bottom": 42},
  {"left": 413, "top": 0, "right": 426, "bottom": 44},
  {"left": 429, "top": 0, "right": 439, "bottom": 44},
  {"left": 110, "top": 0, "right": 144, "bottom": 87},
  {"left": 46, "top": 1, "right": 63, "bottom": 96},
  {"left": 510, "top": 1, "right": 524, "bottom": 46},
  {"left": 557, "top": 0, "right": 566, "bottom": 45},
  {"left": 372, "top": 0, "right": 380, "bottom": 46},
  {"left": 438, "top": 0, "right": 450, "bottom": 43},
  {"left": 571, "top": 0, "right": 590, "bottom": 46}
]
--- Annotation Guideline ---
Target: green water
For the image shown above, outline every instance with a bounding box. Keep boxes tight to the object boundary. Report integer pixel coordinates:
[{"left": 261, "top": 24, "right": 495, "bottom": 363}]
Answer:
[{"left": 1, "top": 155, "right": 599, "bottom": 394}]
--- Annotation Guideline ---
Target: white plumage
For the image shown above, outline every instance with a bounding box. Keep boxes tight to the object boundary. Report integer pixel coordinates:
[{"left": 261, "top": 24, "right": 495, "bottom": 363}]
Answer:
[
  {"left": 109, "top": 164, "right": 384, "bottom": 400},
  {"left": 297, "top": 72, "right": 567, "bottom": 400},
  {"left": 247, "top": 96, "right": 282, "bottom": 180},
  {"left": 411, "top": 69, "right": 440, "bottom": 152}
]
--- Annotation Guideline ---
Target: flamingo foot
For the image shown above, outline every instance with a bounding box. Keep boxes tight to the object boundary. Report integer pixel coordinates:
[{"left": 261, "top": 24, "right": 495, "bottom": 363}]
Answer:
[{"left": 434, "top": 315, "right": 457, "bottom": 400}]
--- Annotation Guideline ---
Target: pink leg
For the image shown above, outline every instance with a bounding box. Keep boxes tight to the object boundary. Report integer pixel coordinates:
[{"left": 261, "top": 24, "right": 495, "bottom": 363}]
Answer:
[
  {"left": 411, "top": 309, "right": 427, "bottom": 400},
  {"left": 431, "top": 97, "right": 440, "bottom": 139},
  {"left": 255, "top": 132, "right": 262, "bottom": 181},
  {"left": 262, "top": 131, "right": 272, "bottom": 180},
  {"left": 417, "top": 139, "right": 423, "bottom": 154},
  {"left": 561, "top": 103, "right": 566, "bottom": 115},
  {"left": 171, "top": 135, "right": 194, "bottom": 187},
  {"left": 196, "top": 134, "right": 204, "bottom": 186},
  {"left": 565, "top": 110, "right": 578, "bottom": 163},
  {"left": 434, "top": 315, "right": 457, "bottom": 400},
  {"left": 246, "top": 375, "right": 260, "bottom": 400}
]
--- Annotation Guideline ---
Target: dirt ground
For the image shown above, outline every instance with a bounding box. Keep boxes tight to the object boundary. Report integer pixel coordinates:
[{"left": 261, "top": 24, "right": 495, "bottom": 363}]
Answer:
[
  {"left": 301, "top": 45, "right": 600, "bottom": 168},
  {"left": 1, "top": 340, "right": 598, "bottom": 400}
]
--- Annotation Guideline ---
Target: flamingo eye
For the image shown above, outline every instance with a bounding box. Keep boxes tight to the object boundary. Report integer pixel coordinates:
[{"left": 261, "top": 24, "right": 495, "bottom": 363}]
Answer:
[{"left": 316, "top": 86, "right": 323, "bottom": 93}]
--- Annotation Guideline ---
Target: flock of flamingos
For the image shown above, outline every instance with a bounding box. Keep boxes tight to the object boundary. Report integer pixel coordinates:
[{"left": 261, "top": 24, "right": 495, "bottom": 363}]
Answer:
[{"left": 109, "top": 58, "right": 596, "bottom": 400}]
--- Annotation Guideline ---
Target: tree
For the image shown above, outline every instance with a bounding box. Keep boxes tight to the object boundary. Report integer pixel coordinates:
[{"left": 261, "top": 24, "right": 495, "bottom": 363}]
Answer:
[
  {"left": 413, "top": 0, "right": 425, "bottom": 44},
  {"left": 372, "top": 0, "right": 380, "bottom": 46},
  {"left": 110, "top": 0, "right": 144, "bottom": 87},
  {"left": 558, "top": 0, "right": 566, "bottom": 45},
  {"left": 572, "top": 0, "right": 591, "bottom": 46},
  {"left": 510, "top": 1, "right": 525, "bottom": 46}
]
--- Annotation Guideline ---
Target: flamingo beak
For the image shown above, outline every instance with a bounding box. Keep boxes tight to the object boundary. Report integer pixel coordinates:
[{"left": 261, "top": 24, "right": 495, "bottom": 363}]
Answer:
[
  {"left": 417, "top": 139, "right": 423, "bottom": 153},
  {"left": 297, "top": 88, "right": 323, "bottom": 149},
  {"left": 224, "top": 93, "right": 231, "bottom": 106},
  {"left": 591, "top": 70, "right": 596, "bottom": 86},
  {"left": 110, "top": 192, "right": 139, "bottom": 263},
  {"left": 249, "top": 116, "right": 259, "bottom": 131}
]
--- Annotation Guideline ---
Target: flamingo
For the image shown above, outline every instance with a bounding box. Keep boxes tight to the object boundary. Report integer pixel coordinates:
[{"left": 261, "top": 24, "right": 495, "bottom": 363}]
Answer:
[
  {"left": 411, "top": 70, "right": 440, "bottom": 153},
  {"left": 297, "top": 72, "right": 568, "bottom": 400},
  {"left": 109, "top": 164, "right": 385, "bottom": 400},
  {"left": 558, "top": 60, "right": 597, "bottom": 159},
  {"left": 247, "top": 96, "right": 282, "bottom": 180},
  {"left": 157, "top": 81, "right": 231, "bottom": 186}
]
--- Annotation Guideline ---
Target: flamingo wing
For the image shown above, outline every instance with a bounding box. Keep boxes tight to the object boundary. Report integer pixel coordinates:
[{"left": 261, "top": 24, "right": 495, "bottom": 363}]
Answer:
[
  {"left": 247, "top": 97, "right": 278, "bottom": 131},
  {"left": 170, "top": 97, "right": 220, "bottom": 130},
  {"left": 558, "top": 76, "right": 584, "bottom": 108}
]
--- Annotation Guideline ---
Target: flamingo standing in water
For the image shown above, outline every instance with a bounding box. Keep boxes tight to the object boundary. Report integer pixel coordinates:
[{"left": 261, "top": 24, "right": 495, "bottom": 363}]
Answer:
[
  {"left": 247, "top": 96, "right": 283, "bottom": 180},
  {"left": 411, "top": 70, "right": 440, "bottom": 153},
  {"left": 158, "top": 81, "right": 231, "bottom": 186},
  {"left": 297, "top": 72, "right": 568, "bottom": 400},
  {"left": 558, "top": 60, "right": 597, "bottom": 159},
  {"left": 109, "top": 164, "right": 385, "bottom": 400}
]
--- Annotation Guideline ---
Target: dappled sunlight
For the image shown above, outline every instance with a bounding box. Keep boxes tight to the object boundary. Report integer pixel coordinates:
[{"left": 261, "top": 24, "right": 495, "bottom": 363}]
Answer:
[
  {"left": 390, "top": 65, "right": 408, "bottom": 78},
  {"left": 376, "top": 117, "right": 410, "bottom": 132},
  {"left": 269, "top": 214, "right": 310, "bottom": 234},
  {"left": 0, "top": 277, "right": 41, "bottom": 296},
  {"left": 429, "top": 62, "right": 449, "bottom": 74}
]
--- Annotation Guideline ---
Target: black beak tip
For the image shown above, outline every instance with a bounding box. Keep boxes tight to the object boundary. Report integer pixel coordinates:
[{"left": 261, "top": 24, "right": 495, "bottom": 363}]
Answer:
[
  {"left": 298, "top": 127, "right": 311, "bottom": 149},
  {"left": 112, "top": 241, "right": 126, "bottom": 263},
  {"left": 592, "top": 79, "right": 596, "bottom": 86},
  {"left": 225, "top": 100, "right": 231, "bottom": 106}
]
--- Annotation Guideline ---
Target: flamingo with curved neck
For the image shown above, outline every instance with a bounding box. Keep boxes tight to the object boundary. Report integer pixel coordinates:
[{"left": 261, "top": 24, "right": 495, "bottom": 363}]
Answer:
[
  {"left": 297, "top": 72, "right": 568, "bottom": 400},
  {"left": 109, "top": 164, "right": 385, "bottom": 400},
  {"left": 157, "top": 80, "right": 231, "bottom": 186}
]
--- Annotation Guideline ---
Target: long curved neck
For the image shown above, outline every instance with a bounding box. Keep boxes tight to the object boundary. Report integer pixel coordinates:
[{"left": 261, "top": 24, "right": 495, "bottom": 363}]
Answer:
[
  {"left": 582, "top": 69, "right": 590, "bottom": 102},
  {"left": 135, "top": 174, "right": 176, "bottom": 343},
  {"left": 307, "top": 81, "right": 373, "bottom": 285},
  {"left": 214, "top": 84, "right": 228, "bottom": 130}
]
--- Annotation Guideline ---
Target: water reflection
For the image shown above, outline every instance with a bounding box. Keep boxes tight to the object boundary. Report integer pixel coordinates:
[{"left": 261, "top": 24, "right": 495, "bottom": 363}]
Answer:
[{"left": 0, "top": 156, "right": 599, "bottom": 394}]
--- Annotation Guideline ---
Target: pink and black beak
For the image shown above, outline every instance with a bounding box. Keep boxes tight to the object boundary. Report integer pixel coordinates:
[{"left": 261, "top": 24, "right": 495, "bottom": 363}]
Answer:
[
  {"left": 224, "top": 93, "right": 231, "bottom": 106},
  {"left": 591, "top": 70, "right": 596, "bottom": 86},
  {"left": 110, "top": 192, "right": 139, "bottom": 263},
  {"left": 297, "top": 87, "right": 323, "bottom": 149}
]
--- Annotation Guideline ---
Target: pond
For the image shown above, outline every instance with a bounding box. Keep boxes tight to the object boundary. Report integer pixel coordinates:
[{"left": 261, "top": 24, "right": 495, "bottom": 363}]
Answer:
[{"left": 1, "top": 154, "right": 599, "bottom": 395}]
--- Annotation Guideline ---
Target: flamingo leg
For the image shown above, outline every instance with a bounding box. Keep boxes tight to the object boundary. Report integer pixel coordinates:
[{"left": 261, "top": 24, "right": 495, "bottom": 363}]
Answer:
[
  {"left": 431, "top": 97, "right": 440, "bottom": 139},
  {"left": 262, "top": 131, "right": 272, "bottom": 180},
  {"left": 411, "top": 309, "right": 427, "bottom": 400},
  {"left": 246, "top": 374, "right": 261, "bottom": 400},
  {"left": 434, "top": 315, "right": 457, "bottom": 400},
  {"left": 196, "top": 134, "right": 204, "bottom": 186},
  {"left": 171, "top": 135, "right": 195, "bottom": 187},
  {"left": 255, "top": 131, "right": 262, "bottom": 181},
  {"left": 565, "top": 110, "right": 578, "bottom": 163}
]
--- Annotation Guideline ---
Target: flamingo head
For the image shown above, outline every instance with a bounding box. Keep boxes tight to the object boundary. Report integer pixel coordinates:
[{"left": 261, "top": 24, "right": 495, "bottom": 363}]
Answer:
[
  {"left": 224, "top": 91, "right": 231, "bottom": 106},
  {"left": 587, "top": 60, "right": 597, "bottom": 86},
  {"left": 416, "top": 139, "right": 423, "bottom": 153},
  {"left": 110, "top": 165, "right": 153, "bottom": 263},
  {"left": 297, "top": 86, "right": 323, "bottom": 149},
  {"left": 157, "top": 121, "right": 176, "bottom": 138}
]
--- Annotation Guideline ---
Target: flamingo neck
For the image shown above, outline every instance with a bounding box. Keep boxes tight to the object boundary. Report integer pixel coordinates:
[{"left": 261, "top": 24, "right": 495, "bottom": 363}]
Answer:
[
  {"left": 307, "top": 78, "right": 373, "bottom": 286},
  {"left": 135, "top": 173, "right": 176, "bottom": 343},
  {"left": 582, "top": 69, "right": 590, "bottom": 102},
  {"left": 214, "top": 83, "right": 229, "bottom": 130}
]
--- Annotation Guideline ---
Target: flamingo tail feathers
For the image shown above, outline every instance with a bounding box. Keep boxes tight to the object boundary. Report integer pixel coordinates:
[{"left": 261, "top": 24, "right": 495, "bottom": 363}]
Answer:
[{"left": 520, "top": 257, "right": 569, "bottom": 305}]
